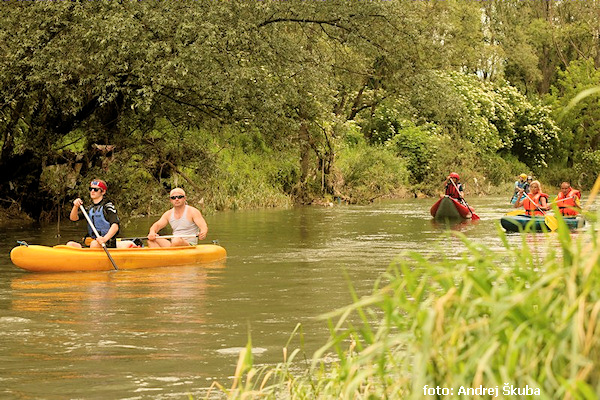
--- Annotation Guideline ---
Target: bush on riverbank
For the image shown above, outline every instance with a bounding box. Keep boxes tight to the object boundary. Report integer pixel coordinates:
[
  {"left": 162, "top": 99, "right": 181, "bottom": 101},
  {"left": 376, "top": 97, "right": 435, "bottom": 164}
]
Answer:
[
  {"left": 211, "top": 209, "right": 600, "bottom": 399},
  {"left": 35, "top": 135, "right": 530, "bottom": 223}
]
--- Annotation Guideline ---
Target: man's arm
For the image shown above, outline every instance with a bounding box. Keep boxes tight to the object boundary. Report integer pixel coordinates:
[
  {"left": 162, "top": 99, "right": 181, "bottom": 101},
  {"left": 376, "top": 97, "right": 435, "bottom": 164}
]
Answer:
[
  {"left": 96, "top": 223, "right": 119, "bottom": 245},
  {"left": 148, "top": 211, "right": 170, "bottom": 240},
  {"left": 69, "top": 198, "right": 83, "bottom": 221},
  {"left": 190, "top": 207, "right": 208, "bottom": 240},
  {"left": 540, "top": 196, "right": 550, "bottom": 210}
]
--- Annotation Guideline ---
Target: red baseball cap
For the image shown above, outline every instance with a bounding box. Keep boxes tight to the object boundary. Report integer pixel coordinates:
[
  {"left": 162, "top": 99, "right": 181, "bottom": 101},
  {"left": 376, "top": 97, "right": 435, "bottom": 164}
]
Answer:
[{"left": 90, "top": 180, "right": 108, "bottom": 191}]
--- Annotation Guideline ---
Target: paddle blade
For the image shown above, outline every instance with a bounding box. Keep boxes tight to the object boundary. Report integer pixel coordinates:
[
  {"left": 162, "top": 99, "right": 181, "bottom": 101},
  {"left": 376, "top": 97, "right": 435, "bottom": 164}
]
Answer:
[
  {"left": 506, "top": 209, "right": 526, "bottom": 216},
  {"left": 545, "top": 215, "right": 558, "bottom": 232},
  {"left": 471, "top": 212, "right": 480, "bottom": 221}
]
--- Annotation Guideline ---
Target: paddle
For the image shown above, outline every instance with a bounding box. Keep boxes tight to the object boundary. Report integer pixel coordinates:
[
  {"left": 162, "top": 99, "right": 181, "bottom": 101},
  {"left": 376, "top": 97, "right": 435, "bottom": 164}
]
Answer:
[
  {"left": 551, "top": 196, "right": 575, "bottom": 204},
  {"left": 551, "top": 195, "right": 579, "bottom": 216},
  {"left": 449, "top": 178, "right": 480, "bottom": 220},
  {"left": 80, "top": 204, "right": 119, "bottom": 270},
  {"left": 149, "top": 234, "right": 199, "bottom": 240},
  {"left": 119, "top": 234, "right": 199, "bottom": 241},
  {"left": 519, "top": 191, "right": 558, "bottom": 232},
  {"left": 506, "top": 209, "right": 526, "bottom": 216}
]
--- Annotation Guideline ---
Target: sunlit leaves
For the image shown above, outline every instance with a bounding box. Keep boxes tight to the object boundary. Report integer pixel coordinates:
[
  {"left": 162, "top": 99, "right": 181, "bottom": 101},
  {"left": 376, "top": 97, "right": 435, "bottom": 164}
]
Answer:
[{"left": 406, "top": 71, "right": 558, "bottom": 168}]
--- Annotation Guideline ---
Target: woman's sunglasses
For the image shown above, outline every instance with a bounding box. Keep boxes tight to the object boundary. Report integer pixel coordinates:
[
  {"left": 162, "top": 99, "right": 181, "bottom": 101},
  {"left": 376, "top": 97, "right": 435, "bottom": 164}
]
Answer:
[
  {"left": 170, "top": 195, "right": 185, "bottom": 200},
  {"left": 89, "top": 187, "right": 102, "bottom": 192}
]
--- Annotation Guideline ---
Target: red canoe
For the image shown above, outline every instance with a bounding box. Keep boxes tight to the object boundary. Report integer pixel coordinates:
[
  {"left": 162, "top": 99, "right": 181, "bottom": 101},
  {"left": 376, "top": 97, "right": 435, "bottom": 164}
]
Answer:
[{"left": 430, "top": 196, "right": 472, "bottom": 219}]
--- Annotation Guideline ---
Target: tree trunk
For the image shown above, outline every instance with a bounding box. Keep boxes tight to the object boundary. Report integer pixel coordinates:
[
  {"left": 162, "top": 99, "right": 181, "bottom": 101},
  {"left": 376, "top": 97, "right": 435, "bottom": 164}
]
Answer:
[{"left": 294, "top": 119, "right": 312, "bottom": 204}]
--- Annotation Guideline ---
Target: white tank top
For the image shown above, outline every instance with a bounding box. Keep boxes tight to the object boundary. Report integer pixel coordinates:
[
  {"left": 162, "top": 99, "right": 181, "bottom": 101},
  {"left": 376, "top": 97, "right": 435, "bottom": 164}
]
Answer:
[{"left": 169, "top": 206, "right": 199, "bottom": 245}]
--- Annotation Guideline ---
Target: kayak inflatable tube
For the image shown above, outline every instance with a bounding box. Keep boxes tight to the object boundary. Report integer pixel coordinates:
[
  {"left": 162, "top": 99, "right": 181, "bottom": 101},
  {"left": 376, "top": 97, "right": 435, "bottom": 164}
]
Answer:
[
  {"left": 10, "top": 244, "right": 227, "bottom": 272},
  {"left": 500, "top": 215, "right": 585, "bottom": 232}
]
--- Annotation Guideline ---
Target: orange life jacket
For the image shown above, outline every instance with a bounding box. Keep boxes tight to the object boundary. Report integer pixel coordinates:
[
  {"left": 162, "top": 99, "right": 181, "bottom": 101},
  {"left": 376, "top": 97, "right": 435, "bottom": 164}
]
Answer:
[
  {"left": 556, "top": 189, "right": 581, "bottom": 216},
  {"left": 523, "top": 192, "right": 549, "bottom": 216}
]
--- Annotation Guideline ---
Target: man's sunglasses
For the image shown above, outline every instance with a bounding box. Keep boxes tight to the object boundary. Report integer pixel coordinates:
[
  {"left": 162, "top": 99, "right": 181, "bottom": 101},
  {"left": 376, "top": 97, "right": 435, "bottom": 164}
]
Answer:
[
  {"left": 89, "top": 187, "right": 102, "bottom": 192},
  {"left": 170, "top": 195, "right": 185, "bottom": 200}
]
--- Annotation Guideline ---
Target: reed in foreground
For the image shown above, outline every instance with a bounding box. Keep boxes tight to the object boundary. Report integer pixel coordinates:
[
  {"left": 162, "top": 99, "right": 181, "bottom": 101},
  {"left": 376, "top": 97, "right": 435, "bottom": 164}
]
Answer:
[{"left": 210, "top": 212, "right": 600, "bottom": 400}]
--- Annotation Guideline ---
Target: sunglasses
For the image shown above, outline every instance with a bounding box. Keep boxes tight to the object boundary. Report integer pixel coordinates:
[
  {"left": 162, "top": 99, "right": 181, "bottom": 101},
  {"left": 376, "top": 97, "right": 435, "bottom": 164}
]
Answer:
[
  {"left": 170, "top": 195, "right": 185, "bottom": 200},
  {"left": 89, "top": 187, "right": 102, "bottom": 192}
]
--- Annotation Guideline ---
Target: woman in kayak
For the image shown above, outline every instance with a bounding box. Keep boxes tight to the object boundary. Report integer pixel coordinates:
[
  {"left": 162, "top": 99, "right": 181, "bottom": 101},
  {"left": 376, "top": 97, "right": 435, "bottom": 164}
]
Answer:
[{"left": 514, "top": 180, "right": 549, "bottom": 216}]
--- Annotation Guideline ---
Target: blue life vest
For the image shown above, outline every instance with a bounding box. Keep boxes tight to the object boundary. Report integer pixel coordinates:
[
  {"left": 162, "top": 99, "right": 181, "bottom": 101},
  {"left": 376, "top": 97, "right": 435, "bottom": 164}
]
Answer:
[
  {"left": 87, "top": 204, "right": 111, "bottom": 238},
  {"left": 510, "top": 180, "right": 528, "bottom": 204}
]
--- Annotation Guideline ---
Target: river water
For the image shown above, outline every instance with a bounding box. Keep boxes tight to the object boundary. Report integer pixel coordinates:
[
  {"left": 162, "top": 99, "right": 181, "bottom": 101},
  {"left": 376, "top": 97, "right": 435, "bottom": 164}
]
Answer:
[{"left": 0, "top": 196, "right": 586, "bottom": 398}]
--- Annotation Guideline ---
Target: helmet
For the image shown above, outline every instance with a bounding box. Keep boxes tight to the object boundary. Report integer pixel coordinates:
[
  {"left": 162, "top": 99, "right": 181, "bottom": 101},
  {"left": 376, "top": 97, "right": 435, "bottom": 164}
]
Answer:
[
  {"left": 449, "top": 172, "right": 460, "bottom": 180},
  {"left": 519, "top": 173, "right": 527, "bottom": 179},
  {"left": 527, "top": 176, "right": 532, "bottom": 180}
]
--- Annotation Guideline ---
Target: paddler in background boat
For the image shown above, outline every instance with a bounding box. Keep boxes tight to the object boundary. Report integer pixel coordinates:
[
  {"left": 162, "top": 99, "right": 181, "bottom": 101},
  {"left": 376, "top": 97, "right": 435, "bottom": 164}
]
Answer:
[
  {"left": 554, "top": 181, "right": 581, "bottom": 216},
  {"left": 66, "top": 179, "right": 121, "bottom": 248},
  {"left": 510, "top": 173, "right": 529, "bottom": 204},
  {"left": 513, "top": 180, "right": 549, "bottom": 216},
  {"left": 444, "top": 172, "right": 466, "bottom": 206},
  {"left": 147, "top": 188, "right": 208, "bottom": 247}
]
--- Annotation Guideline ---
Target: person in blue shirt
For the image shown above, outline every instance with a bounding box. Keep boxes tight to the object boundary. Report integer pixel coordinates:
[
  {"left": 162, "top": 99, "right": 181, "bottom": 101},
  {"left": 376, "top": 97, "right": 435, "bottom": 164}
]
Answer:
[
  {"left": 510, "top": 174, "right": 528, "bottom": 204},
  {"left": 67, "top": 179, "right": 120, "bottom": 248}
]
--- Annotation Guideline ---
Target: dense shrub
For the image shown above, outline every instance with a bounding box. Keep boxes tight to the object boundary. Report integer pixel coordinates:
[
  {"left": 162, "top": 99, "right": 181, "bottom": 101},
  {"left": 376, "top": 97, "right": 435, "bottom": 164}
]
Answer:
[
  {"left": 386, "top": 123, "right": 440, "bottom": 184},
  {"left": 409, "top": 72, "right": 559, "bottom": 169},
  {"left": 361, "top": 103, "right": 404, "bottom": 145},
  {"left": 336, "top": 142, "right": 409, "bottom": 202},
  {"left": 548, "top": 59, "right": 600, "bottom": 168},
  {"left": 202, "top": 143, "right": 294, "bottom": 211},
  {"left": 479, "top": 153, "right": 530, "bottom": 188},
  {"left": 575, "top": 150, "right": 600, "bottom": 189}
]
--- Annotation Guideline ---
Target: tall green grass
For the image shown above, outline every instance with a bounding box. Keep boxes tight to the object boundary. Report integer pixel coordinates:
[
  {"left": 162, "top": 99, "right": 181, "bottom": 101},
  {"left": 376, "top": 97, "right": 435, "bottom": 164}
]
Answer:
[{"left": 208, "top": 202, "right": 600, "bottom": 399}]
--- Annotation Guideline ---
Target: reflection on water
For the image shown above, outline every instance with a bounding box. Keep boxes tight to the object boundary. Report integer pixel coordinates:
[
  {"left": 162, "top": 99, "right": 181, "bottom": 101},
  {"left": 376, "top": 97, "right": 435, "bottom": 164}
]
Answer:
[
  {"left": 10, "top": 265, "right": 224, "bottom": 312},
  {"left": 0, "top": 196, "right": 594, "bottom": 398},
  {"left": 2, "top": 265, "right": 226, "bottom": 399},
  {"left": 430, "top": 218, "right": 479, "bottom": 232}
]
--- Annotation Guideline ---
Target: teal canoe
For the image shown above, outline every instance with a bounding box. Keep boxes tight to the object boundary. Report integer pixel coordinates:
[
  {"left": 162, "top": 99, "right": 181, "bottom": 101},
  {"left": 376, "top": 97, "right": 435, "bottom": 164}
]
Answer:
[{"left": 500, "top": 215, "right": 585, "bottom": 232}]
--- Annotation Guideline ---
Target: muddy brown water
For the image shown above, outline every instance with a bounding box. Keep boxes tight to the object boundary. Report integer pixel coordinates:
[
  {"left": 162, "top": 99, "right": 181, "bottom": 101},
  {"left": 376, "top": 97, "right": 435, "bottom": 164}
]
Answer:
[{"left": 0, "top": 197, "right": 585, "bottom": 398}]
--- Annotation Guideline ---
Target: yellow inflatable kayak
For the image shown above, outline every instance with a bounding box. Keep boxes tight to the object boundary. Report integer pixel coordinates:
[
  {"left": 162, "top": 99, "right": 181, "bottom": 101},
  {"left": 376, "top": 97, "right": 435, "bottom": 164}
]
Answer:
[{"left": 10, "top": 244, "right": 227, "bottom": 272}]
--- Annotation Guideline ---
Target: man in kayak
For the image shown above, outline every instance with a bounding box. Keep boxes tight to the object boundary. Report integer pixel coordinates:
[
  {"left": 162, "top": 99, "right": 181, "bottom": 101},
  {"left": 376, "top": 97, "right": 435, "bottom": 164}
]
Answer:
[
  {"left": 525, "top": 176, "right": 533, "bottom": 192},
  {"left": 444, "top": 172, "right": 466, "bottom": 205},
  {"left": 510, "top": 173, "right": 528, "bottom": 204},
  {"left": 554, "top": 182, "right": 581, "bottom": 216},
  {"left": 147, "top": 188, "right": 208, "bottom": 247},
  {"left": 514, "top": 180, "right": 549, "bottom": 215},
  {"left": 67, "top": 179, "right": 120, "bottom": 248}
]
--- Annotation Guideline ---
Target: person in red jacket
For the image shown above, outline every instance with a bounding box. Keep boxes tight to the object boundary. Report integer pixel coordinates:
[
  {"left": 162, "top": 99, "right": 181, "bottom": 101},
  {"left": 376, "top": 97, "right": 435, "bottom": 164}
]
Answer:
[
  {"left": 554, "top": 182, "right": 581, "bottom": 216},
  {"left": 444, "top": 172, "right": 465, "bottom": 204},
  {"left": 514, "top": 180, "right": 549, "bottom": 216}
]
